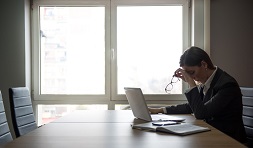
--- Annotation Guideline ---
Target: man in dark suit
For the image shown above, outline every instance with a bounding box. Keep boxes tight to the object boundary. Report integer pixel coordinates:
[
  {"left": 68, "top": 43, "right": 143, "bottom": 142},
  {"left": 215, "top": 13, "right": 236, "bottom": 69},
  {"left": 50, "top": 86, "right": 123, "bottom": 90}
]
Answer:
[{"left": 149, "top": 46, "right": 246, "bottom": 143}]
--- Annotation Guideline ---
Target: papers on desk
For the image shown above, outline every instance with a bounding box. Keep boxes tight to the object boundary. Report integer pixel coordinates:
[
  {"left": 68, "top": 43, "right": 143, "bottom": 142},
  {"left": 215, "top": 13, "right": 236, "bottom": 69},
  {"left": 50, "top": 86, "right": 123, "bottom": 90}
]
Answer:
[{"left": 131, "top": 122, "right": 210, "bottom": 136}]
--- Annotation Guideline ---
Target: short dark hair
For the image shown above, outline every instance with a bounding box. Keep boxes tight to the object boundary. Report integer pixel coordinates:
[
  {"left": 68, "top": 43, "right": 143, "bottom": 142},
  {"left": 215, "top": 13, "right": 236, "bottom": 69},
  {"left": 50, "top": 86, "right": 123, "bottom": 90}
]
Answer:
[{"left": 179, "top": 46, "right": 215, "bottom": 69}]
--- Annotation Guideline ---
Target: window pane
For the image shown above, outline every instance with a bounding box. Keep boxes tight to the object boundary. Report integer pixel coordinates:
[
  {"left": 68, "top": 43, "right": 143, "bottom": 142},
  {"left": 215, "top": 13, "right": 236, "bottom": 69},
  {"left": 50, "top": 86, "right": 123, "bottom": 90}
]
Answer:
[
  {"left": 117, "top": 6, "right": 183, "bottom": 94},
  {"left": 40, "top": 7, "right": 105, "bottom": 94}
]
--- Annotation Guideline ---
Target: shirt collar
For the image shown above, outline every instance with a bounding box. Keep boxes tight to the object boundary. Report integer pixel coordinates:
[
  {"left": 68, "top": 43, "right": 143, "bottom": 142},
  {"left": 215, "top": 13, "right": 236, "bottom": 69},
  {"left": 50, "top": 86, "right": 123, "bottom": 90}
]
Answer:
[{"left": 200, "top": 66, "right": 217, "bottom": 95}]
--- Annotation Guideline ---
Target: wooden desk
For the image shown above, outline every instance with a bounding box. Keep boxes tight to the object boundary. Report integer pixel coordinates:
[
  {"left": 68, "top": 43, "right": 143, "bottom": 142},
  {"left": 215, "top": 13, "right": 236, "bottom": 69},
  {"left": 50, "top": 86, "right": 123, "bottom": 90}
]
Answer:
[
  {"left": 52, "top": 110, "right": 138, "bottom": 123},
  {"left": 52, "top": 110, "right": 197, "bottom": 124},
  {"left": 0, "top": 110, "right": 246, "bottom": 148}
]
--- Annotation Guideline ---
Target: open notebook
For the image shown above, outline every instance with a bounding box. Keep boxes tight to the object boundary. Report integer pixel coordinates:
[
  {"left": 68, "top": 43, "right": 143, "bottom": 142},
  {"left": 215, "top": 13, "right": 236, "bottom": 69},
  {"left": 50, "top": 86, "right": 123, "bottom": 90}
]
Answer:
[
  {"left": 124, "top": 87, "right": 185, "bottom": 122},
  {"left": 132, "top": 122, "right": 210, "bottom": 136}
]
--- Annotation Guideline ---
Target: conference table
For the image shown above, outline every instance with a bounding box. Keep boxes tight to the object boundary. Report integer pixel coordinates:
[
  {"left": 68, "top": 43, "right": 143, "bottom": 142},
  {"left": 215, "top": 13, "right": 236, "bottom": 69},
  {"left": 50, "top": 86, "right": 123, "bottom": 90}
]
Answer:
[{"left": 0, "top": 110, "right": 246, "bottom": 148}]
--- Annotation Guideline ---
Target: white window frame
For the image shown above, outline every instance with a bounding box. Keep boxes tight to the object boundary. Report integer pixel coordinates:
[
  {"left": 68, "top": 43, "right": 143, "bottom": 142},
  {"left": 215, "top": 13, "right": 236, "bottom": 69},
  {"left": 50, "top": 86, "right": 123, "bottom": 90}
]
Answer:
[
  {"left": 110, "top": 0, "right": 190, "bottom": 101},
  {"left": 32, "top": 0, "right": 111, "bottom": 102},
  {"left": 32, "top": 0, "right": 191, "bottom": 106}
]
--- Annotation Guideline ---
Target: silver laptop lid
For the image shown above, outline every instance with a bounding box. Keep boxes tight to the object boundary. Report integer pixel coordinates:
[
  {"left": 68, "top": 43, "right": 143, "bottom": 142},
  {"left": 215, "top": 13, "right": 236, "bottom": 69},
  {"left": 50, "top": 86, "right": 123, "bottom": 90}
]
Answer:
[{"left": 124, "top": 87, "right": 152, "bottom": 121}]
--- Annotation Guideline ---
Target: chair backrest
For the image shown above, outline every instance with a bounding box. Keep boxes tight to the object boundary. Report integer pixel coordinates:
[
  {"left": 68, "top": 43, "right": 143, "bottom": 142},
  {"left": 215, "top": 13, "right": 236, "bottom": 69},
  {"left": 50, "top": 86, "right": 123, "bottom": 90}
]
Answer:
[
  {"left": 0, "top": 91, "right": 13, "bottom": 145},
  {"left": 240, "top": 87, "right": 253, "bottom": 147},
  {"left": 9, "top": 87, "right": 37, "bottom": 137}
]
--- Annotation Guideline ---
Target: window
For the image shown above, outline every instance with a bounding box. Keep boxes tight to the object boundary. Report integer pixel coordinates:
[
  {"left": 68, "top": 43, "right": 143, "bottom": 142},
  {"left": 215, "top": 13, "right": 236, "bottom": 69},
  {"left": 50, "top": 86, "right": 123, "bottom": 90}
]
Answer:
[
  {"left": 32, "top": 0, "right": 190, "bottom": 105},
  {"left": 116, "top": 6, "right": 183, "bottom": 95},
  {"left": 40, "top": 7, "right": 105, "bottom": 95}
]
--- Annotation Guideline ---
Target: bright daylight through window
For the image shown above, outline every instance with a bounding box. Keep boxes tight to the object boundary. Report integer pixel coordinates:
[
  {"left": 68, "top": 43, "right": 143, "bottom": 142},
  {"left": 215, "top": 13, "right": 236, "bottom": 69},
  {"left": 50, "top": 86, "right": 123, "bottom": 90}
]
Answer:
[
  {"left": 34, "top": 0, "right": 188, "bottom": 125},
  {"left": 34, "top": 0, "right": 188, "bottom": 101},
  {"left": 39, "top": 6, "right": 183, "bottom": 95},
  {"left": 117, "top": 6, "right": 183, "bottom": 94},
  {"left": 40, "top": 7, "right": 105, "bottom": 95}
]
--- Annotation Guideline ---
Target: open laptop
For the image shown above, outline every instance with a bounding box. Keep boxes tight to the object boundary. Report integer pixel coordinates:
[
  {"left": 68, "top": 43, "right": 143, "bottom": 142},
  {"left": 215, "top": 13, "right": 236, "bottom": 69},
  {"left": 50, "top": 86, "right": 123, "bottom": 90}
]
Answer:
[{"left": 124, "top": 87, "right": 185, "bottom": 122}]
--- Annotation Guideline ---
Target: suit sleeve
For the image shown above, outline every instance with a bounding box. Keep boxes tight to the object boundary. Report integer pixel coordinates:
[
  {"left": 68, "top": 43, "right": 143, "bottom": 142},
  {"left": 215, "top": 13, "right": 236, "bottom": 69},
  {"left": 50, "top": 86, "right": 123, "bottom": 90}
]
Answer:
[{"left": 164, "top": 103, "right": 193, "bottom": 114}]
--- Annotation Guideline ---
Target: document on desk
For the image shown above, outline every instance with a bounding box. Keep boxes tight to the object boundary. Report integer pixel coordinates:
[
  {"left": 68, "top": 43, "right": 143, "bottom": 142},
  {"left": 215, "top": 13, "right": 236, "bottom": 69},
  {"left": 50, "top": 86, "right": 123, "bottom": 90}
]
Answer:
[{"left": 131, "top": 122, "right": 210, "bottom": 136}]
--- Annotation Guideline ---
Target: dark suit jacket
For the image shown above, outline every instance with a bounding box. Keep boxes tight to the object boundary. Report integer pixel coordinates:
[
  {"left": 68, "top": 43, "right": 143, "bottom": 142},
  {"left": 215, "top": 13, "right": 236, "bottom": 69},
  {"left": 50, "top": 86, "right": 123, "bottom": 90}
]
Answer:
[{"left": 165, "top": 67, "right": 246, "bottom": 143}]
